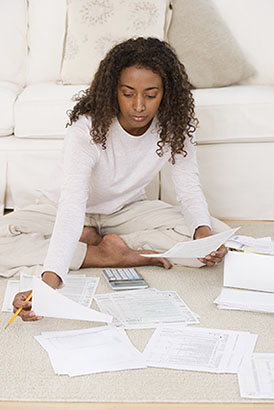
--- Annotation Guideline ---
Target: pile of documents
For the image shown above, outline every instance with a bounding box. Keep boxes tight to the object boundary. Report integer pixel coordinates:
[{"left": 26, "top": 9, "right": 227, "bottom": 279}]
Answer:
[
  {"left": 226, "top": 234, "right": 274, "bottom": 254},
  {"left": 94, "top": 288, "right": 199, "bottom": 328},
  {"left": 224, "top": 234, "right": 274, "bottom": 293},
  {"left": 35, "top": 323, "right": 258, "bottom": 377},
  {"left": 35, "top": 326, "right": 146, "bottom": 376},
  {"left": 214, "top": 287, "right": 274, "bottom": 314},
  {"left": 238, "top": 354, "right": 274, "bottom": 398},
  {"left": 143, "top": 325, "right": 257, "bottom": 374}
]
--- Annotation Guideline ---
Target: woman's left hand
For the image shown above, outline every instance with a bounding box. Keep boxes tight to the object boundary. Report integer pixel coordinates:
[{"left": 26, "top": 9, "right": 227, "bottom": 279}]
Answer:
[{"left": 194, "top": 225, "right": 227, "bottom": 266}]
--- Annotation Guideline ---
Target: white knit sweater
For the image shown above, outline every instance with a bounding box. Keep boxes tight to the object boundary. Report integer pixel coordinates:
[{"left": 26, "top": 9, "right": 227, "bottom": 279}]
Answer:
[{"left": 41, "top": 115, "right": 211, "bottom": 283}]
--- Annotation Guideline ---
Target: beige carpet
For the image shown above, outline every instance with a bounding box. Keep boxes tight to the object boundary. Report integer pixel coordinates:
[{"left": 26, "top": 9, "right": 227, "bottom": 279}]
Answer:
[{"left": 1, "top": 223, "right": 274, "bottom": 403}]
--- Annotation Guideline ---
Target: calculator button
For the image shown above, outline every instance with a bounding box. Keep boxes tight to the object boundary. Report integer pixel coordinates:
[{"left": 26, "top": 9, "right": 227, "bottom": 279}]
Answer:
[
  {"left": 112, "top": 269, "right": 122, "bottom": 280},
  {"left": 124, "top": 268, "right": 133, "bottom": 279},
  {"left": 119, "top": 269, "right": 128, "bottom": 280},
  {"left": 129, "top": 268, "right": 140, "bottom": 279}
]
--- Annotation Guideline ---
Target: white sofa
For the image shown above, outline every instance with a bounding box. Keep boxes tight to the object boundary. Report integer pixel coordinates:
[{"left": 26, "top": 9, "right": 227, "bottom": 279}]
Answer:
[{"left": 1, "top": 0, "right": 274, "bottom": 221}]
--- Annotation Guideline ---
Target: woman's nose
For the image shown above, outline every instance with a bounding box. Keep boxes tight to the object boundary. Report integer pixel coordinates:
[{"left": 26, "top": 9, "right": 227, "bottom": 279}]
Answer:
[{"left": 133, "top": 96, "right": 145, "bottom": 112}]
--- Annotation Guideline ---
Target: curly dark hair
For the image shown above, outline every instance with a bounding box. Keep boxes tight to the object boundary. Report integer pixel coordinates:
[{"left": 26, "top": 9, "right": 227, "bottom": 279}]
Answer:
[{"left": 67, "top": 37, "right": 198, "bottom": 164}]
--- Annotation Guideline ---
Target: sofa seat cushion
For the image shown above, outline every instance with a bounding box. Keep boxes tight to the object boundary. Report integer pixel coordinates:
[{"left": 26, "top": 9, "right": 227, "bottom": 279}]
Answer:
[
  {"left": 194, "top": 85, "right": 274, "bottom": 144},
  {"left": 0, "top": 82, "right": 22, "bottom": 136},
  {"left": 0, "top": 136, "right": 63, "bottom": 210},
  {"left": 14, "top": 83, "right": 86, "bottom": 138}
]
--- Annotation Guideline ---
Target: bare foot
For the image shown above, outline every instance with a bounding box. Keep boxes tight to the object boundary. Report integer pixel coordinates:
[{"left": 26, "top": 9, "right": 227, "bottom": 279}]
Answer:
[
  {"left": 81, "top": 233, "right": 172, "bottom": 269},
  {"left": 79, "top": 226, "right": 102, "bottom": 246}
]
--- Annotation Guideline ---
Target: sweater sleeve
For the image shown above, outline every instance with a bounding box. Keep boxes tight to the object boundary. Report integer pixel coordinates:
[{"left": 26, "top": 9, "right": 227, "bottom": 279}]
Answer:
[
  {"left": 170, "top": 136, "right": 211, "bottom": 238},
  {"left": 42, "top": 119, "right": 99, "bottom": 286}
]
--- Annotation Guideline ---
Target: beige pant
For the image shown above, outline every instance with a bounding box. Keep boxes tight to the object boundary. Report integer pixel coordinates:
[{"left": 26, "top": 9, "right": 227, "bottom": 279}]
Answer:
[{"left": 0, "top": 195, "right": 229, "bottom": 277}]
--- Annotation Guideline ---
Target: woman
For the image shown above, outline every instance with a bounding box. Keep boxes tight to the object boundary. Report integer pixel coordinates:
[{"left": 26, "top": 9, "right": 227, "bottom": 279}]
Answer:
[{"left": 8, "top": 37, "right": 228, "bottom": 321}]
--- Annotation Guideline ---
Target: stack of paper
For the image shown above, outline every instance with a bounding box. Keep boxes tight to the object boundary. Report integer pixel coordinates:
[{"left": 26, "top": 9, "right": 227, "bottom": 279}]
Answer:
[
  {"left": 214, "top": 288, "right": 274, "bottom": 314},
  {"left": 238, "top": 354, "right": 274, "bottom": 398},
  {"left": 2, "top": 273, "right": 99, "bottom": 313},
  {"left": 226, "top": 235, "right": 274, "bottom": 255},
  {"left": 143, "top": 325, "right": 257, "bottom": 373},
  {"left": 94, "top": 288, "right": 199, "bottom": 329},
  {"left": 35, "top": 326, "right": 146, "bottom": 376}
]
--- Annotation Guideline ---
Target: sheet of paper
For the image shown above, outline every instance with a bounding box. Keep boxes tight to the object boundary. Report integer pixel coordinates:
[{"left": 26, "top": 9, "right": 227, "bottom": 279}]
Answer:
[
  {"left": 143, "top": 325, "right": 257, "bottom": 373},
  {"left": 35, "top": 326, "right": 146, "bottom": 376},
  {"left": 2, "top": 274, "right": 99, "bottom": 313},
  {"left": 32, "top": 277, "right": 112, "bottom": 323},
  {"left": 141, "top": 227, "right": 239, "bottom": 259},
  {"left": 58, "top": 276, "right": 99, "bottom": 307},
  {"left": 20, "top": 272, "right": 38, "bottom": 291},
  {"left": 215, "top": 287, "right": 274, "bottom": 313},
  {"left": 238, "top": 354, "right": 274, "bottom": 398},
  {"left": 94, "top": 288, "right": 199, "bottom": 329}
]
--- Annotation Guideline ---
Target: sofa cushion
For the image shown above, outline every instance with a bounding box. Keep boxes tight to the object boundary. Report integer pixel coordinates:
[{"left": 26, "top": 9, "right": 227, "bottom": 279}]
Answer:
[
  {"left": 26, "top": 0, "right": 67, "bottom": 84},
  {"left": 212, "top": 0, "right": 274, "bottom": 86},
  {"left": 0, "top": 82, "right": 22, "bottom": 137},
  {"left": 14, "top": 83, "right": 85, "bottom": 138},
  {"left": 193, "top": 85, "right": 274, "bottom": 144},
  {"left": 61, "top": 0, "right": 172, "bottom": 85},
  {"left": 0, "top": 0, "right": 27, "bottom": 86},
  {"left": 0, "top": 136, "right": 63, "bottom": 210},
  {"left": 168, "top": 0, "right": 254, "bottom": 88}
]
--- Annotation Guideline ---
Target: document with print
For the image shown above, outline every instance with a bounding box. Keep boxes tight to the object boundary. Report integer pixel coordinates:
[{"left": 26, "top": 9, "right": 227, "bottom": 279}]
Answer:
[
  {"left": 238, "top": 354, "right": 274, "bottom": 398},
  {"left": 32, "top": 277, "right": 112, "bottom": 323},
  {"left": 143, "top": 325, "right": 257, "bottom": 373},
  {"left": 94, "top": 288, "right": 199, "bottom": 329},
  {"left": 141, "top": 227, "right": 239, "bottom": 259},
  {"left": 2, "top": 274, "right": 99, "bottom": 312},
  {"left": 35, "top": 326, "right": 146, "bottom": 376},
  {"left": 58, "top": 275, "right": 99, "bottom": 307}
]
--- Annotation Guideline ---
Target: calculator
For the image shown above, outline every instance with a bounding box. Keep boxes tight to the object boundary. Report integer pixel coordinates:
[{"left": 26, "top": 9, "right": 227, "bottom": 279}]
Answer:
[{"left": 102, "top": 268, "right": 148, "bottom": 290}]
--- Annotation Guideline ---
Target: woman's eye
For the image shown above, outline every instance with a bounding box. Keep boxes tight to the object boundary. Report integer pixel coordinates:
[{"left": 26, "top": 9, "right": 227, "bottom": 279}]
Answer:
[
  {"left": 123, "top": 93, "right": 133, "bottom": 97},
  {"left": 146, "top": 95, "right": 156, "bottom": 99}
]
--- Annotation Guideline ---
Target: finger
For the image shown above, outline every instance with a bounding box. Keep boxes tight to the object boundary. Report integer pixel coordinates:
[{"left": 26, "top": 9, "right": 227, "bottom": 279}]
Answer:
[
  {"left": 13, "top": 296, "right": 32, "bottom": 310},
  {"left": 161, "top": 258, "right": 172, "bottom": 269},
  {"left": 204, "top": 248, "right": 227, "bottom": 262},
  {"left": 216, "top": 245, "right": 228, "bottom": 256},
  {"left": 198, "top": 257, "right": 216, "bottom": 266},
  {"left": 17, "top": 309, "right": 43, "bottom": 322}
]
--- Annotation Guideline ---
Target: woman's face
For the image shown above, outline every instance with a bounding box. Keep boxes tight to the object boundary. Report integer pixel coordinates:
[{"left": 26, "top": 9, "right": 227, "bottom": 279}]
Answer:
[{"left": 117, "top": 65, "right": 163, "bottom": 136}]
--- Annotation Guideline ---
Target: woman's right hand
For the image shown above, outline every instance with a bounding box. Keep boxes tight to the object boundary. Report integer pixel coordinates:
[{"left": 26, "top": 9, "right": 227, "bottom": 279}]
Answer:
[
  {"left": 12, "top": 271, "right": 61, "bottom": 322},
  {"left": 12, "top": 290, "right": 43, "bottom": 322}
]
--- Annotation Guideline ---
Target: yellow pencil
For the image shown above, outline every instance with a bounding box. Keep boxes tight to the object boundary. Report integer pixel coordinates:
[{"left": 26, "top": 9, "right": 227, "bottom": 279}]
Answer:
[{"left": 4, "top": 291, "right": 32, "bottom": 329}]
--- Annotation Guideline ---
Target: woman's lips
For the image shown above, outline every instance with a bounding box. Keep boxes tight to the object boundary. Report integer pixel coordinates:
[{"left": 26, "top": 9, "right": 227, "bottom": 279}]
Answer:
[{"left": 131, "top": 115, "right": 146, "bottom": 122}]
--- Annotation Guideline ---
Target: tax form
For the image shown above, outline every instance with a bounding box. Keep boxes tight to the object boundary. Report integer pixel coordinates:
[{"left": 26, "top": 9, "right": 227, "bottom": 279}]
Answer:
[
  {"left": 143, "top": 325, "right": 257, "bottom": 373},
  {"left": 238, "top": 354, "right": 274, "bottom": 398},
  {"left": 35, "top": 326, "right": 146, "bottom": 376},
  {"left": 141, "top": 227, "right": 239, "bottom": 259},
  {"left": 94, "top": 288, "right": 199, "bottom": 329},
  {"left": 32, "top": 277, "right": 112, "bottom": 323}
]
